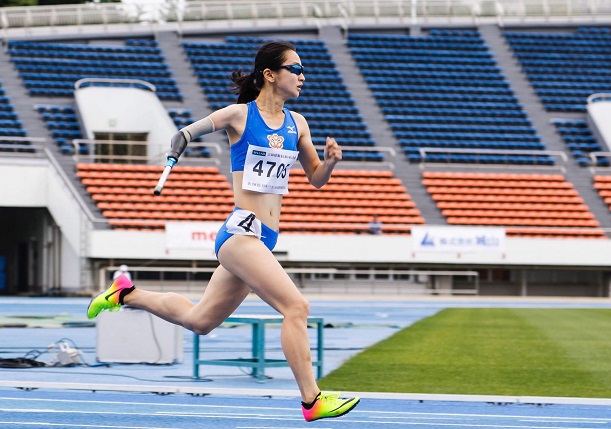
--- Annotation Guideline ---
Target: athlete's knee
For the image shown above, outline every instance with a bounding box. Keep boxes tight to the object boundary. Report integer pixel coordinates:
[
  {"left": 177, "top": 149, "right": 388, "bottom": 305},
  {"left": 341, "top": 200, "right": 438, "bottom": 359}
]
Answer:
[
  {"left": 185, "top": 320, "right": 215, "bottom": 336},
  {"left": 183, "top": 314, "right": 216, "bottom": 336},
  {"left": 283, "top": 296, "right": 310, "bottom": 320}
]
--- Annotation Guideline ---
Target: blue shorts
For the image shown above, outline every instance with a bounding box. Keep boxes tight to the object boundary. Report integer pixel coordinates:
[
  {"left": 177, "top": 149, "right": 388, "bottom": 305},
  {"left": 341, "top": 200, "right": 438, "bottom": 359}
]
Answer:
[{"left": 214, "top": 207, "right": 279, "bottom": 258}]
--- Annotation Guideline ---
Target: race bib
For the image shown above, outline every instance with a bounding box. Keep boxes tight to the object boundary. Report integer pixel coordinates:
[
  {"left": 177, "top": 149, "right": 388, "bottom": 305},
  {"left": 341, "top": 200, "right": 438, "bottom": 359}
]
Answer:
[
  {"left": 225, "top": 209, "right": 262, "bottom": 239},
  {"left": 242, "top": 144, "right": 298, "bottom": 194}
]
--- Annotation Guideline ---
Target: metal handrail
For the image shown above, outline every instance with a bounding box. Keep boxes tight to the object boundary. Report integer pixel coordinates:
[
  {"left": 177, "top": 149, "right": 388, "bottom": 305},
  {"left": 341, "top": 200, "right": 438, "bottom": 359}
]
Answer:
[
  {"left": 71, "top": 139, "right": 223, "bottom": 165},
  {"left": 418, "top": 147, "right": 568, "bottom": 171},
  {"left": 100, "top": 265, "right": 480, "bottom": 294},
  {"left": 0, "top": 136, "right": 46, "bottom": 156},
  {"left": 74, "top": 78, "right": 156, "bottom": 93},
  {"left": 587, "top": 93, "right": 611, "bottom": 104},
  {"left": 589, "top": 151, "right": 611, "bottom": 174},
  {"left": 2, "top": 0, "right": 610, "bottom": 34}
]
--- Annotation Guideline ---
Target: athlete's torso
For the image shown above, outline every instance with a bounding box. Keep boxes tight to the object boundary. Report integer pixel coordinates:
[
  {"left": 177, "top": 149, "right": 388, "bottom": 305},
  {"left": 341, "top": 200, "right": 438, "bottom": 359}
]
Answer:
[{"left": 229, "top": 101, "right": 300, "bottom": 230}]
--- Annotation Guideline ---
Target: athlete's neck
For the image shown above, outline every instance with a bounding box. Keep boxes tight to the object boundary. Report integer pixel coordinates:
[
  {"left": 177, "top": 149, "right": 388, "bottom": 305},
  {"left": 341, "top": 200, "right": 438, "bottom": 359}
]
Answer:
[{"left": 255, "top": 98, "right": 283, "bottom": 115}]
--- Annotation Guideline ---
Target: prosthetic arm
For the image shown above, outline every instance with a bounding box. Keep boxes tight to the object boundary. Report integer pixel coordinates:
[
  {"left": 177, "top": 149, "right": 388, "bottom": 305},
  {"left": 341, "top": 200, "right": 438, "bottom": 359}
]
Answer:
[
  {"left": 154, "top": 116, "right": 216, "bottom": 196},
  {"left": 167, "top": 116, "right": 215, "bottom": 161}
]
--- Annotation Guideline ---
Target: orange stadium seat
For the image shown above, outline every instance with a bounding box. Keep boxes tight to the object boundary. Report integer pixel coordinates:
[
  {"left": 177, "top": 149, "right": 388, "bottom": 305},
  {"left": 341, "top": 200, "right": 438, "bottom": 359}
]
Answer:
[
  {"left": 281, "top": 169, "right": 423, "bottom": 234},
  {"left": 78, "top": 164, "right": 422, "bottom": 234},
  {"left": 426, "top": 171, "right": 604, "bottom": 238}
]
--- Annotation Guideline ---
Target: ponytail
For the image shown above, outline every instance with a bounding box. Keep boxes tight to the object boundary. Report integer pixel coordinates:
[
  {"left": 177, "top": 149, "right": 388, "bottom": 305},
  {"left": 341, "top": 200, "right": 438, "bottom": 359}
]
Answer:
[{"left": 230, "top": 69, "right": 262, "bottom": 104}]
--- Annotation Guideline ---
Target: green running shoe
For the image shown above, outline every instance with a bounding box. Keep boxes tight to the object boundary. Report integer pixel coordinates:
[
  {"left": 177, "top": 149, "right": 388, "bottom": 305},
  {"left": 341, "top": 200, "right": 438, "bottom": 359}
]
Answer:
[
  {"left": 301, "top": 391, "right": 360, "bottom": 422},
  {"left": 86, "top": 274, "right": 135, "bottom": 319}
]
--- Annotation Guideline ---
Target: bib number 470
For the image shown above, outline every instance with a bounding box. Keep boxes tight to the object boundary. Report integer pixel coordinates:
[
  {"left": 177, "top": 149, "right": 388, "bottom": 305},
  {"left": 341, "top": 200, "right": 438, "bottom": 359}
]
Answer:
[{"left": 253, "top": 160, "right": 288, "bottom": 178}]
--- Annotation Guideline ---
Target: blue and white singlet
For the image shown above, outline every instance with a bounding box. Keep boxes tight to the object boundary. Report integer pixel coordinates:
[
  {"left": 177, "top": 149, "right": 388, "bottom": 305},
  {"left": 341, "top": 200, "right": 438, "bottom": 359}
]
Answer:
[{"left": 230, "top": 101, "right": 299, "bottom": 195}]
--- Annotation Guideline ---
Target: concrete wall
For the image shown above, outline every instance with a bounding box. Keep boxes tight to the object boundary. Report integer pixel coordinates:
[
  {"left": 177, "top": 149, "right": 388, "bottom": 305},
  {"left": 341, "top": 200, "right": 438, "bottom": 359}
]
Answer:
[
  {"left": 88, "top": 229, "right": 611, "bottom": 269},
  {"left": 0, "top": 158, "right": 85, "bottom": 290}
]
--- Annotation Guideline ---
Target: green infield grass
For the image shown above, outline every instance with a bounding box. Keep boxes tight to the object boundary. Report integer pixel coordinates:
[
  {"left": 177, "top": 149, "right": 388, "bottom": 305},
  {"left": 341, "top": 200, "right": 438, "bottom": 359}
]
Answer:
[{"left": 319, "top": 308, "right": 611, "bottom": 398}]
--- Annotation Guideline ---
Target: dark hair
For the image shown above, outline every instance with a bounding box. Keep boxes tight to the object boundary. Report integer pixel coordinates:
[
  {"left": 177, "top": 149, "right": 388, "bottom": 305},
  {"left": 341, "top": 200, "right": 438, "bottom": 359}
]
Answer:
[{"left": 230, "top": 40, "right": 296, "bottom": 104}]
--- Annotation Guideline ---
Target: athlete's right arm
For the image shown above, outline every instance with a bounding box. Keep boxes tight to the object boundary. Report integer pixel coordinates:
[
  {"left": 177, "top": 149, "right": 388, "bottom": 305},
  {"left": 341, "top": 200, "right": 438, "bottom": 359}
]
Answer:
[{"left": 167, "top": 104, "right": 247, "bottom": 161}]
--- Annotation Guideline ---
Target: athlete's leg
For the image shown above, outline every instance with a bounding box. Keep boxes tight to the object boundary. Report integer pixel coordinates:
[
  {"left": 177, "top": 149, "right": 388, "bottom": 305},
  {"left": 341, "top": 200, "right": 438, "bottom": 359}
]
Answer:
[
  {"left": 217, "top": 234, "right": 320, "bottom": 403},
  {"left": 123, "top": 265, "right": 251, "bottom": 335}
]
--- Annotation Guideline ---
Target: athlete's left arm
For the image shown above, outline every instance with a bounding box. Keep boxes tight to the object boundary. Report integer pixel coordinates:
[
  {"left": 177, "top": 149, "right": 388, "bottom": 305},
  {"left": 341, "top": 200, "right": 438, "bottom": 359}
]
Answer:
[{"left": 294, "top": 112, "right": 342, "bottom": 189}]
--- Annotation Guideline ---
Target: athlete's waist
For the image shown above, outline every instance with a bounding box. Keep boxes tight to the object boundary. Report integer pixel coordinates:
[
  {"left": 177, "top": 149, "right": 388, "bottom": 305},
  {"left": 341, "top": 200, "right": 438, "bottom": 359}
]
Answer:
[{"left": 232, "top": 205, "right": 280, "bottom": 232}]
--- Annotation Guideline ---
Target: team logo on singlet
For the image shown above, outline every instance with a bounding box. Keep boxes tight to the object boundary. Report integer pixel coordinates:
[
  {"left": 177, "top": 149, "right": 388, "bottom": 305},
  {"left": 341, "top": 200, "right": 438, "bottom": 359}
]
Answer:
[{"left": 267, "top": 133, "right": 284, "bottom": 149}]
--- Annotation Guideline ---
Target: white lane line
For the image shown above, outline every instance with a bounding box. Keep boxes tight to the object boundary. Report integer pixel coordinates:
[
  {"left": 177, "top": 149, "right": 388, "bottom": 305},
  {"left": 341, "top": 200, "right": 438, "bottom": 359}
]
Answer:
[{"left": 0, "top": 423, "right": 185, "bottom": 429}]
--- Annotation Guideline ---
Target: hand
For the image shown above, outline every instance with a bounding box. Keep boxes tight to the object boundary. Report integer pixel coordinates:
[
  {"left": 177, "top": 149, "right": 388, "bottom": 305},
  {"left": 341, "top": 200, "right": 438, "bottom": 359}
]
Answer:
[{"left": 324, "top": 137, "right": 342, "bottom": 166}]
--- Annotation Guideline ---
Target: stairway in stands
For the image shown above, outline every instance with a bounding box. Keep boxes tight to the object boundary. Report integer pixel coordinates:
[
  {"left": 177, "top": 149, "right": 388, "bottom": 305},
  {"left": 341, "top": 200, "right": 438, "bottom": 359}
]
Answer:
[
  {"left": 321, "top": 26, "right": 446, "bottom": 226},
  {"left": 480, "top": 24, "right": 611, "bottom": 229}
]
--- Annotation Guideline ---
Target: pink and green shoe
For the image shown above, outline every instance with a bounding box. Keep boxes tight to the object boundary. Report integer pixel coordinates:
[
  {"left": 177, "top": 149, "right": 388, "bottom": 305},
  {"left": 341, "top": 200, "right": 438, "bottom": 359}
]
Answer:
[
  {"left": 301, "top": 391, "right": 360, "bottom": 422},
  {"left": 86, "top": 274, "right": 135, "bottom": 319}
]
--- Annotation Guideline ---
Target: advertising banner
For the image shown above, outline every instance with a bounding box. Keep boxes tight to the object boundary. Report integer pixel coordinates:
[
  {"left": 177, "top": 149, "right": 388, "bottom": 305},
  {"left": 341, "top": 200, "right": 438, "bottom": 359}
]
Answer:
[
  {"left": 165, "top": 222, "right": 222, "bottom": 251},
  {"left": 411, "top": 226, "right": 505, "bottom": 253}
]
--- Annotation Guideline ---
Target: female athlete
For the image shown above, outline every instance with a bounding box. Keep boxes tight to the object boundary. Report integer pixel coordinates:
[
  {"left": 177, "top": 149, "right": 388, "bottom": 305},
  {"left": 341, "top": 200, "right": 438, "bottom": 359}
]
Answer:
[{"left": 87, "top": 40, "right": 360, "bottom": 422}]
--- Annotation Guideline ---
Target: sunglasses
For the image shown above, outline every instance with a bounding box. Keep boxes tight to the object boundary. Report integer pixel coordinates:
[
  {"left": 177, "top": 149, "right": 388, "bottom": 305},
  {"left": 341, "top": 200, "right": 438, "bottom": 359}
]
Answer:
[{"left": 278, "top": 64, "right": 304, "bottom": 75}]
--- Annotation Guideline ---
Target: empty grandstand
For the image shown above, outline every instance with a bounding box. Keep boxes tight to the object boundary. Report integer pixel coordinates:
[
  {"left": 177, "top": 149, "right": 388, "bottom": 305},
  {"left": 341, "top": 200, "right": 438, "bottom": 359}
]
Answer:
[{"left": 1, "top": 0, "right": 611, "bottom": 298}]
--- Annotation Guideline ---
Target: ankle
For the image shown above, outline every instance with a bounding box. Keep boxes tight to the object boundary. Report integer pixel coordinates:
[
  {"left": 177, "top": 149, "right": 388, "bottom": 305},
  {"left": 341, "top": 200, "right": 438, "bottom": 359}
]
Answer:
[
  {"left": 118, "top": 286, "right": 136, "bottom": 305},
  {"left": 301, "top": 391, "right": 321, "bottom": 407}
]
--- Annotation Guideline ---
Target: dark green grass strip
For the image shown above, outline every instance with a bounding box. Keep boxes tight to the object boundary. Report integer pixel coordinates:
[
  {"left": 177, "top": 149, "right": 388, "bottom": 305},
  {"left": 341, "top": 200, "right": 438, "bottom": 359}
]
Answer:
[{"left": 319, "top": 308, "right": 611, "bottom": 398}]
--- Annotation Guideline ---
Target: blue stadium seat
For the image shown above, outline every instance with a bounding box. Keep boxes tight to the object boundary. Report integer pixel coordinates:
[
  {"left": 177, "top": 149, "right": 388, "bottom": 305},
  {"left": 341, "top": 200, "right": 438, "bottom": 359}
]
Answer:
[
  {"left": 8, "top": 39, "right": 180, "bottom": 101},
  {"left": 349, "top": 29, "right": 548, "bottom": 165},
  {"left": 505, "top": 28, "right": 611, "bottom": 112}
]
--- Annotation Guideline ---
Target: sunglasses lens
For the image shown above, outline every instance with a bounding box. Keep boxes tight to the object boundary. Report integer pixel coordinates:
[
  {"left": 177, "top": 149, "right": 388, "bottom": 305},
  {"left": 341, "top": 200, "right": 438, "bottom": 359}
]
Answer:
[{"left": 289, "top": 65, "right": 303, "bottom": 75}]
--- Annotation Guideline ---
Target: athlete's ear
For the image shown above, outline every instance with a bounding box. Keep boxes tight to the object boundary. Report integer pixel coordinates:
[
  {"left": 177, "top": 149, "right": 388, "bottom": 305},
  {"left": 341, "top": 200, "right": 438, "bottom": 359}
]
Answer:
[{"left": 262, "top": 68, "right": 275, "bottom": 83}]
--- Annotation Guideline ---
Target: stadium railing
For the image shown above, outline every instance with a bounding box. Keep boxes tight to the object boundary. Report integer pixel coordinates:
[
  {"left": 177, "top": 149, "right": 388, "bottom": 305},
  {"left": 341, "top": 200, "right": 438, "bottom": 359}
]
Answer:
[
  {"left": 99, "top": 265, "right": 480, "bottom": 295},
  {"left": 0, "top": 136, "right": 44, "bottom": 155},
  {"left": 71, "top": 139, "right": 223, "bottom": 166},
  {"left": 417, "top": 148, "right": 567, "bottom": 171},
  {"left": 2, "top": 0, "right": 610, "bottom": 36}
]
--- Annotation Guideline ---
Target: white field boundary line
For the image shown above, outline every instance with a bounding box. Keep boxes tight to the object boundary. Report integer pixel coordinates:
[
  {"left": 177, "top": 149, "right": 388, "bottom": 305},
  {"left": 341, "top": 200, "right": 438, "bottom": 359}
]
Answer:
[{"left": 1, "top": 380, "right": 611, "bottom": 406}]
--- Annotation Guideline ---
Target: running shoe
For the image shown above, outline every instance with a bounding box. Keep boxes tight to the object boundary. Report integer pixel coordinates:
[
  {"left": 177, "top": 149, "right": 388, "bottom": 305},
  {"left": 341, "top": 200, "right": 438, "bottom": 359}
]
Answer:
[
  {"left": 86, "top": 274, "right": 135, "bottom": 319},
  {"left": 301, "top": 391, "right": 360, "bottom": 422}
]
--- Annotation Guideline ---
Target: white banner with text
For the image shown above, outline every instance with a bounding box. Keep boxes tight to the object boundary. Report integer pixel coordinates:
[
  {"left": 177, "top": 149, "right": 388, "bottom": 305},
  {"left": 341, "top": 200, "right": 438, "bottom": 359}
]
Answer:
[
  {"left": 165, "top": 222, "right": 223, "bottom": 251},
  {"left": 411, "top": 226, "right": 506, "bottom": 253}
]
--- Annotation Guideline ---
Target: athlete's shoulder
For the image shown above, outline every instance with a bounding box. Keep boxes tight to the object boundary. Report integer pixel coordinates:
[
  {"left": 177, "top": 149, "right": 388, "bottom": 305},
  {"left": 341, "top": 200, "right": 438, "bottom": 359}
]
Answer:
[
  {"left": 219, "top": 103, "right": 248, "bottom": 118},
  {"left": 209, "top": 103, "right": 249, "bottom": 131},
  {"left": 288, "top": 110, "right": 308, "bottom": 128},
  {"left": 288, "top": 109, "right": 306, "bottom": 121}
]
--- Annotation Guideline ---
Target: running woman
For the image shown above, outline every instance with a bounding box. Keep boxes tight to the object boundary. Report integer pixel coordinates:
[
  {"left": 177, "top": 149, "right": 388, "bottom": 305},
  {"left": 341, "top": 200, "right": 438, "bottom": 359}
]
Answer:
[{"left": 87, "top": 40, "right": 360, "bottom": 422}]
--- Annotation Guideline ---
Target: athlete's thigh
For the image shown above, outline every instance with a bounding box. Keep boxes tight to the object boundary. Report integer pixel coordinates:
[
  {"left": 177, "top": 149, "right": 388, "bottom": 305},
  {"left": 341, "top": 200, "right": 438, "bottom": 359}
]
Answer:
[
  {"left": 189, "top": 265, "right": 251, "bottom": 327},
  {"left": 218, "top": 234, "right": 306, "bottom": 314}
]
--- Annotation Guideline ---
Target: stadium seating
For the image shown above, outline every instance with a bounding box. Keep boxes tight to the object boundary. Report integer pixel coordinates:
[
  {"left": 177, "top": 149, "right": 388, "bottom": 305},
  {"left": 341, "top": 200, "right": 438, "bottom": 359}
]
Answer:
[
  {"left": 0, "top": 79, "right": 29, "bottom": 152},
  {"left": 35, "top": 104, "right": 84, "bottom": 155},
  {"left": 504, "top": 27, "right": 611, "bottom": 112},
  {"left": 593, "top": 175, "right": 611, "bottom": 214},
  {"left": 282, "top": 169, "right": 423, "bottom": 234},
  {"left": 77, "top": 163, "right": 421, "bottom": 234},
  {"left": 8, "top": 38, "right": 182, "bottom": 101},
  {"left": 552, "top": 118, "right": 608, "bottom": 167},
  {"left": 77, "top": 163, "right": 233, "bottom": 230},
  {"left": 348, "top": 29, "right": 548, "bottom": 165},
  {"left": 182, "top": 36, "right": 383, "bottom": 162},
  {"left": 423, "top": 171, "right": 605, "bottom": 238}
]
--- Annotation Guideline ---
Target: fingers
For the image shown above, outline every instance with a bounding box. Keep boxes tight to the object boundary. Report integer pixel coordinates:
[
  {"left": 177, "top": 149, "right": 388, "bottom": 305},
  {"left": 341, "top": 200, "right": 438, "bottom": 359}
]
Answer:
[{"left": 324, "top": 136, "right": 342, "bottom": 163}]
